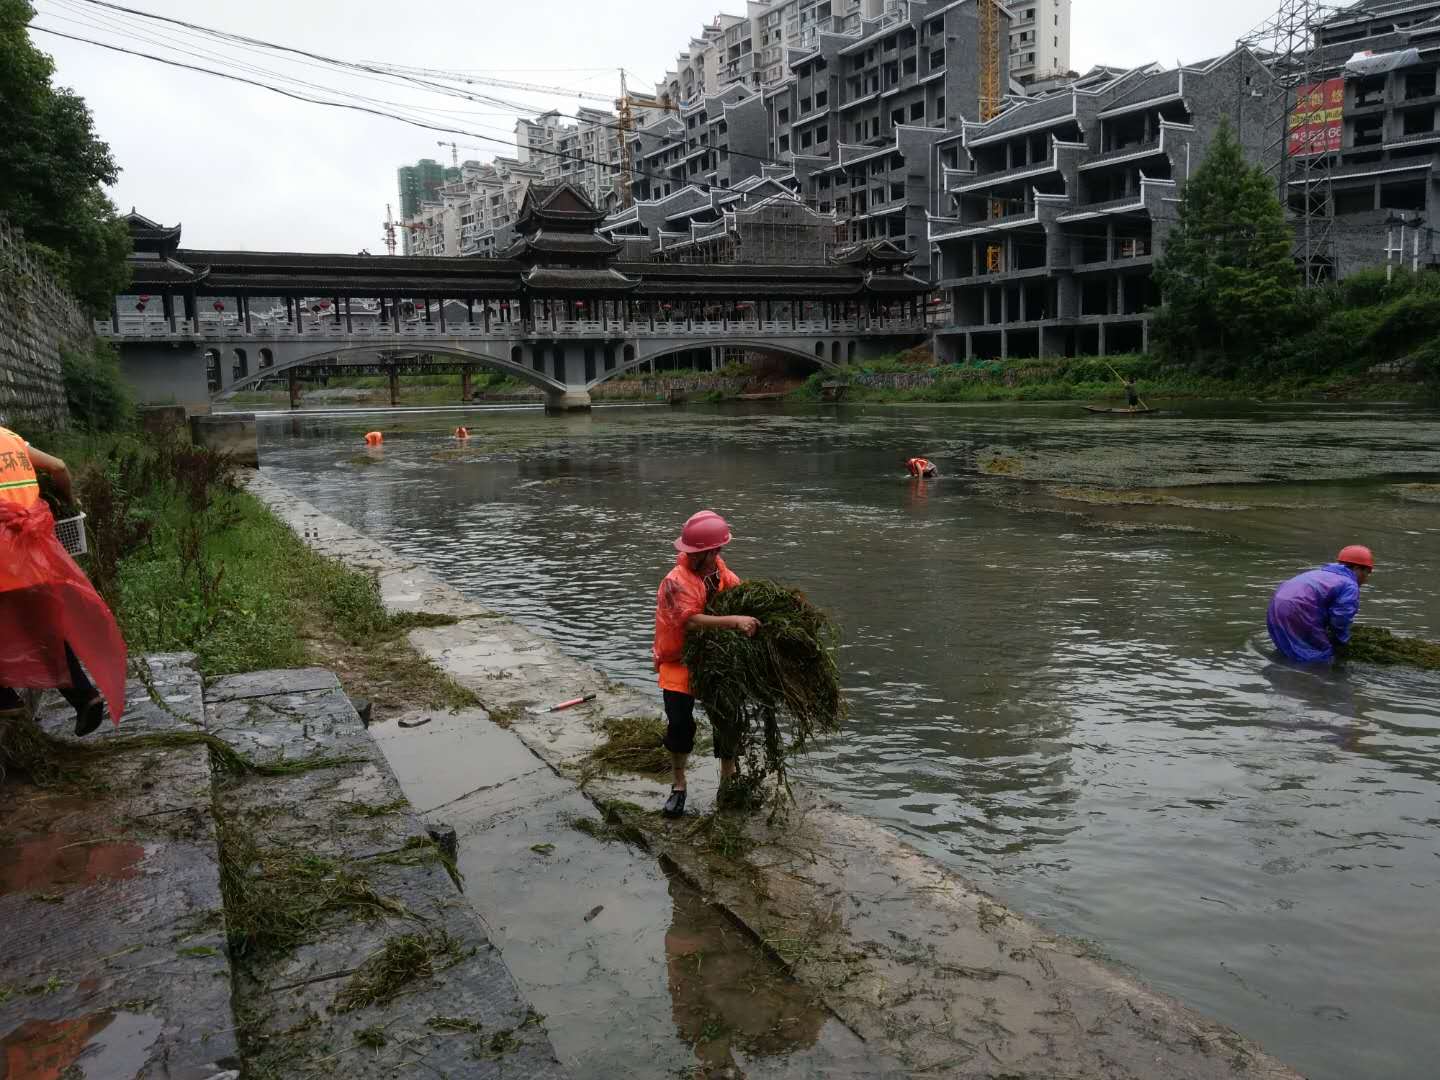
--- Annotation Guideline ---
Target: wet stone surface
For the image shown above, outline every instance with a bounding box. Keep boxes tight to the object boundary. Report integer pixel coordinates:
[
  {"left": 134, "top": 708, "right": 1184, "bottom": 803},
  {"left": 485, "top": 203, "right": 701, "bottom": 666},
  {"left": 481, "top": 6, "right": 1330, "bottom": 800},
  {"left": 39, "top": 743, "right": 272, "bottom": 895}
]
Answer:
[
  {"left": 203, "top": 667, "right": 566, "bottom": 1079},
  {"left": 252, "top": 474, "right": 1306, "bottom": 1079},
  {"left": 372, "top": 707, "right": 901, "bottom": 1079},
  {"left": 0, "top": 654, "right": 240, "bottom": 1080}
]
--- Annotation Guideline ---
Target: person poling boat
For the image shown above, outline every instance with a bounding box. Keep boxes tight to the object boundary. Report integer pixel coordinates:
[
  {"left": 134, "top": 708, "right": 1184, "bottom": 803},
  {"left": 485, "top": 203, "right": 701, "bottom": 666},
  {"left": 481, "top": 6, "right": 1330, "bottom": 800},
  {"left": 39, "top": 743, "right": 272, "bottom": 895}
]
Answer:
[
  {"left": 1267, "top": 545, "right": 1374, "bottom": 664},
  {"left": 652, "top": 510, "right": 759, "bottom": 819},
  {"left": 905, "top": 457, "right": 938, "bottom": 479}
]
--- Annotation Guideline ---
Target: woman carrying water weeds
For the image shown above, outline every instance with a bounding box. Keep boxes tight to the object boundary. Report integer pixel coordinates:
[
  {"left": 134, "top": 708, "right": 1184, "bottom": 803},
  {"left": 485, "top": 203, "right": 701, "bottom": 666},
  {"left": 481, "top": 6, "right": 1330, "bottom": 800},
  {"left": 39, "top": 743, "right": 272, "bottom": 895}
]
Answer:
[
  {"left": 0, "top": 426, "right": 126, "bottom": 734},
  {"left": 653, "top": 510, "right": 759, "bottom": 819}
]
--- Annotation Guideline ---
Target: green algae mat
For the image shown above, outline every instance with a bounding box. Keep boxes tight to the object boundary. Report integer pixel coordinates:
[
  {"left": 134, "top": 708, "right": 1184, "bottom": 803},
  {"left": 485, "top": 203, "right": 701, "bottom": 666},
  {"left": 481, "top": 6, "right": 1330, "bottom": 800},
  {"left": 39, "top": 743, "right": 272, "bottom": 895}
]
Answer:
[{"left": 1341, "top": 626, "right": 1440, "bottom": 669}]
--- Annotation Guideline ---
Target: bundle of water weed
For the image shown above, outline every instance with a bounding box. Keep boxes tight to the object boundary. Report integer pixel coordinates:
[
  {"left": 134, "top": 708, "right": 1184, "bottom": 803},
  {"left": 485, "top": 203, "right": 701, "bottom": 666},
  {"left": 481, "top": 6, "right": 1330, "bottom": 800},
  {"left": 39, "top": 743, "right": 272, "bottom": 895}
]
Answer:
[
  {"left": 684, "top": 580, "right": 844, "bottom": 801},
  {"left": 589, "top": 715, "right": 671, "bottom": 775},
  {"left": 334, "top": 929, "right": 464, "bottom": 1011},
  {"left": 1340, "top": 626, "right": 1440, "bottom": 669}
]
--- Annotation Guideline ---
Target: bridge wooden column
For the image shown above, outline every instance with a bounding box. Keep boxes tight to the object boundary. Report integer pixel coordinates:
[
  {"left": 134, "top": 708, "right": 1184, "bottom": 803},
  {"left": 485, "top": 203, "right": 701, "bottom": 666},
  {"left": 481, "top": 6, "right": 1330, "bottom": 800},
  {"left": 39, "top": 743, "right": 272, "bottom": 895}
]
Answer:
[
  {"left": 461, "top": 365, "right": 473, "bottom": 402},
  {"left": 288, "top": 369, "right": 300, "bottom": 410},
  {"left": 388, "top": 364, "right": 399, "bottom": 406}
]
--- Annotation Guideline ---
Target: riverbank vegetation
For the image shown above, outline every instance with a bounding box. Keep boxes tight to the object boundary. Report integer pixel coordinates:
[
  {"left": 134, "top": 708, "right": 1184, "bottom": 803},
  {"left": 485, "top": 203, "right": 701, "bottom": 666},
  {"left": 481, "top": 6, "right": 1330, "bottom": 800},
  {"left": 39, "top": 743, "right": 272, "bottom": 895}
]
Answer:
[
  {"left": 1152, "top": 122, "right": 1440, "bottom": 382},
  {"left": 51, "top": 432, "right": 474, "bottom": 716}
]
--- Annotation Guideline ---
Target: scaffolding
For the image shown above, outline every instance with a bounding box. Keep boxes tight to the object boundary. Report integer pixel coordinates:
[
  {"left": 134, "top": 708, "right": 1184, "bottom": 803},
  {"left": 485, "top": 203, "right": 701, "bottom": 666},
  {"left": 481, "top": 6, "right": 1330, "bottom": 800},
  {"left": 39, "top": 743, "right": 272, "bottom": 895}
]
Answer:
[
  {"left": 1239, "top": 0, "right": 1342, "bottom": 286},
  {"left": 656, "top": 198, "right": 845, "bottom": 265}
]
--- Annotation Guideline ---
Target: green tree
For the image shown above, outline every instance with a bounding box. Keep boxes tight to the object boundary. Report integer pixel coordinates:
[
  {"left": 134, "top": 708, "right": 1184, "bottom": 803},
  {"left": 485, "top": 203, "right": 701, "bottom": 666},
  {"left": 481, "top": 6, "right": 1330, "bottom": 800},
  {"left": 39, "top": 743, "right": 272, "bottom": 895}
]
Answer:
[
  {"left": 0, "top": 0, "right": 129, "bottom": 312},
  {"left": 1152, "top": 119, "right": 1297, "bottom": 372}
]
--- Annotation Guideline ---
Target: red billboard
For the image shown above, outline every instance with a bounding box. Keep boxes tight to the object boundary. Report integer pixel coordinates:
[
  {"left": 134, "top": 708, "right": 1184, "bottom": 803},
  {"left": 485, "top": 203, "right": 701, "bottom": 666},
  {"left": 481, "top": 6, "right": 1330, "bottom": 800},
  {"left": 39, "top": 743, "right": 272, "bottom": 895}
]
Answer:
[{"left": 1288, "top": 79, "right": 1344, "bottom": 157}]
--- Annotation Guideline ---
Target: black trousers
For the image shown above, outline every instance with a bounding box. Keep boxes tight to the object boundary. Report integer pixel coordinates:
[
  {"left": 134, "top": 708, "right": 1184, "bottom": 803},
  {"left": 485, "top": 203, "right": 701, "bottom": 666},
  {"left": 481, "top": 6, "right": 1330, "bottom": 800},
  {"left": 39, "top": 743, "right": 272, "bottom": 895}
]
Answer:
[{"left": 0, "top": 644, "right": 96, "bottom": 712}]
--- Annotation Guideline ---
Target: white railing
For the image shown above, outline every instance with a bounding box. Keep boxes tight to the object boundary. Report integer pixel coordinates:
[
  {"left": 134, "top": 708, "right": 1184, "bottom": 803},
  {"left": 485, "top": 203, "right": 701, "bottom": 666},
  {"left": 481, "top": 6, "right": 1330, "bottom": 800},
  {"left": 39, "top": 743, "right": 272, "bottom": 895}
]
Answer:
[{"left": 97, "top": 314, "right": 931, "bottom": 343}]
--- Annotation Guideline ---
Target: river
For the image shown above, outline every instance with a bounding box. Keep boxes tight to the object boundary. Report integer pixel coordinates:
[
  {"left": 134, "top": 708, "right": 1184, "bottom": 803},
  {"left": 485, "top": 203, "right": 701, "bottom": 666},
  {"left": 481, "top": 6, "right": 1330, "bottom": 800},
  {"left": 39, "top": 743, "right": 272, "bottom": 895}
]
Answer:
[{"left": 257, "top": 400, "right": 1440, "bottom": 1079}]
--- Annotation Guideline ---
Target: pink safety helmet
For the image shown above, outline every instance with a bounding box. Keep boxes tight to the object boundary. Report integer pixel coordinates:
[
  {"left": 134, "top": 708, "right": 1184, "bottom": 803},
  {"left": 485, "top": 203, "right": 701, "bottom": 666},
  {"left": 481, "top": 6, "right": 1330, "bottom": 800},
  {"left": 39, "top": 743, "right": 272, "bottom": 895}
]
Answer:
[{"left": 674, "top": 510, "right": 732, "bottom": 553}]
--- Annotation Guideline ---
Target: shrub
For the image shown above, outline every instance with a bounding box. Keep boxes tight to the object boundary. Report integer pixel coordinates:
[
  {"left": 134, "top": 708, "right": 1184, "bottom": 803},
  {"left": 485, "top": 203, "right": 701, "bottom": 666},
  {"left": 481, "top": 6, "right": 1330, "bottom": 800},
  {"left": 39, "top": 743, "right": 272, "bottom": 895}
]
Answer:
[{"left": 61, "top": 340, "right": 131, "bottom": 431}]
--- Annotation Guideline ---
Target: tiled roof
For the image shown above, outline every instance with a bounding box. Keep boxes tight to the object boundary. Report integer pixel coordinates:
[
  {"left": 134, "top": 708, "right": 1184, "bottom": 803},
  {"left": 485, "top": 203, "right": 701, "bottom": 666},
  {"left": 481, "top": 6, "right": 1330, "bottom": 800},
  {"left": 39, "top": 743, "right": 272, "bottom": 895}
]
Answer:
[
  {"left": 971, "top": 92, "right": 1076, "bottom": 141},
  {"left": 1099, "top": 69, "right": 1183, "bottom": 113}
]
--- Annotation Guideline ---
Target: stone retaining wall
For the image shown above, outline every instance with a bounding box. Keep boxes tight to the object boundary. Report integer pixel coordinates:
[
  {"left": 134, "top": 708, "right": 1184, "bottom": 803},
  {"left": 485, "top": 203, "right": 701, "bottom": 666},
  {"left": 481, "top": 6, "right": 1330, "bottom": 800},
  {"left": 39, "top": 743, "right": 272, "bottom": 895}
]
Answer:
[{"left": 0, "top": 217, "right": 93, "bottom": 430}]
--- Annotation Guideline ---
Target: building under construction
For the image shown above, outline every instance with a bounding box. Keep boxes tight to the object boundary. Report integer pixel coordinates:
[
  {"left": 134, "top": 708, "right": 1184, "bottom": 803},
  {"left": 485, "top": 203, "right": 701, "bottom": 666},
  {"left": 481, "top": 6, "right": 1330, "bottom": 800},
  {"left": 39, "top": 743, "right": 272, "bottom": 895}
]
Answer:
[{"left": 1276, "top": 0, "right": 1440, "bottom": 281}]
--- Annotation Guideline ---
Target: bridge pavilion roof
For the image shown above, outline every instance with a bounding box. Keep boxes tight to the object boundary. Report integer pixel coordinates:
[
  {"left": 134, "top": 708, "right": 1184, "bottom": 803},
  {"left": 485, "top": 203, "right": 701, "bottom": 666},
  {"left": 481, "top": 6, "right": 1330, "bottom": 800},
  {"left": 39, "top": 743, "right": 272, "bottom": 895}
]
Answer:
[{"left": 119, "top": 211, "right": 931, "bottom": 301}]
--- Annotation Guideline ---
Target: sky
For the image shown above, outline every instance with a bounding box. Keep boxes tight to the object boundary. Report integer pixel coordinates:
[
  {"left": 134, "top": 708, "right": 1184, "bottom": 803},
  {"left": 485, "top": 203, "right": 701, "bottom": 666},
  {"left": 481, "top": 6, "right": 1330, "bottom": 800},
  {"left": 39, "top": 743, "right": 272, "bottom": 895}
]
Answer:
[{"left": 29, "top": 0, "right": 1277, "bottom": 253}]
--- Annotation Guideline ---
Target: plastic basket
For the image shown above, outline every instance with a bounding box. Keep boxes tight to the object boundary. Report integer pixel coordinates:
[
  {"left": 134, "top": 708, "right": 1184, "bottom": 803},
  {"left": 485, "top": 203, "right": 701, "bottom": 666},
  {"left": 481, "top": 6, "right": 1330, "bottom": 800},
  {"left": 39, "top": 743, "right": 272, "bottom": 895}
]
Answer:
[{"left": 54, "top": 513, "right": 88, "bottom": 557}]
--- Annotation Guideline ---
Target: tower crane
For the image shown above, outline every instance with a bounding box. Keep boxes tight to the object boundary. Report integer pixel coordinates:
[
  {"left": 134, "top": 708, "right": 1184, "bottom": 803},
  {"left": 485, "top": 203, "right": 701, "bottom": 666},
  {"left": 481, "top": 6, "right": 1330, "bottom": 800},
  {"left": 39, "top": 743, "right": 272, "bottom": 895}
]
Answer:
[
  {"left": 382, "top": 203, "right": 431, "bottom": 256},
  {"left": 615, "top": 69, "right": 677, "bottom": 209},
  {"left": 979, "top": 0, "right": 1004, "bottom": 122}
]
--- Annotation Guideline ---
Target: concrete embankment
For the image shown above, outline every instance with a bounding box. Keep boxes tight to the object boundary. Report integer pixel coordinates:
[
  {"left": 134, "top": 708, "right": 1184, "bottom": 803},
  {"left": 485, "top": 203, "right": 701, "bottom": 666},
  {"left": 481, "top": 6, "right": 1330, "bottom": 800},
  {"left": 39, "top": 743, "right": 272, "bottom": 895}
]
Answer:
[
  {"left": 249, "top": 471, "right": 1305, "bottom": 1080},
  {"left": 0, "top": 654, "right": 565, "bottom": 1079}
]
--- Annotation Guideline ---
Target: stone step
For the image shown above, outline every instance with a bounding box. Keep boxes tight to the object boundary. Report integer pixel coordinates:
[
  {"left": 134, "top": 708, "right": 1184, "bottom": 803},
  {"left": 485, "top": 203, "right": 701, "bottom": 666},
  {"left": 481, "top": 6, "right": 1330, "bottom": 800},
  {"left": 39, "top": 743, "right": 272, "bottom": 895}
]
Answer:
[
  {"left": 0, "top": 652, "right": 241, "bottom": 1080},
  {"left": 203, "top": 667, "right": 566, "bottom": 1079}
]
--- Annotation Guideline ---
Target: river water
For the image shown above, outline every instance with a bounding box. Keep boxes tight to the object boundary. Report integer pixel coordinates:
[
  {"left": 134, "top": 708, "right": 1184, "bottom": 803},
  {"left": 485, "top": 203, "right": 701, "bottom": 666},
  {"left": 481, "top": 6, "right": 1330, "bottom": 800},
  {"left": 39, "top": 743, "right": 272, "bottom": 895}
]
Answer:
[{"left": 258, "top": 401, "right": 1440, "bottom": 1079}]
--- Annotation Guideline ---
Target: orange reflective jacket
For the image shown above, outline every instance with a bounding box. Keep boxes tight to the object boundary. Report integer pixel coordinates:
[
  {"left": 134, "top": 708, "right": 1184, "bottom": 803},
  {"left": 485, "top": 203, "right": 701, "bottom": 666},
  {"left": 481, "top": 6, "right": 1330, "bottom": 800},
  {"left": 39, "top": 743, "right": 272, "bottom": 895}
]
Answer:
[
  {"left": 0, "top": 427, "right": 40, "bottom": 508},
  {"left": 906, "top": 458, "right": 935, "bottom": 477},
  {"left": 653, "top": 555, "right": 740, "bottom": 695}
]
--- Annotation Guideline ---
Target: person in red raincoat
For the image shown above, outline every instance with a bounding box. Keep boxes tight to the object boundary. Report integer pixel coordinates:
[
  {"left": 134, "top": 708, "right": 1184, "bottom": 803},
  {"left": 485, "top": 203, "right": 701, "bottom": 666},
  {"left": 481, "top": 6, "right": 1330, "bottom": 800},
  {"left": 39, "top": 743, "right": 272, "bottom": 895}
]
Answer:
[
  {"left": 0, "top": 426, "right": 126, "bottom": 734},
  {"left": 652, "top": 510, "right": 759, "bottom": 819}
]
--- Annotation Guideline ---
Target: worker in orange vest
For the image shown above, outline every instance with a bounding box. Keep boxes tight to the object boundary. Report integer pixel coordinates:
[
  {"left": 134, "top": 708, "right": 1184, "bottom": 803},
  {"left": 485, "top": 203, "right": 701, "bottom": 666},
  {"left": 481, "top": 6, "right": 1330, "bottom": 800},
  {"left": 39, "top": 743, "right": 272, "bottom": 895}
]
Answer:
[
  {"left": 0, "top": 426, "right": 126, "bottom": 733},
  {"left": 364, "top": 431, "right": 384, "bottom": 446},
  {"left": 652, "top": 510, "right": 759, "bottom": 818},
  {"left": 905, "top": 457, "right": 938, "bottom": 478}
]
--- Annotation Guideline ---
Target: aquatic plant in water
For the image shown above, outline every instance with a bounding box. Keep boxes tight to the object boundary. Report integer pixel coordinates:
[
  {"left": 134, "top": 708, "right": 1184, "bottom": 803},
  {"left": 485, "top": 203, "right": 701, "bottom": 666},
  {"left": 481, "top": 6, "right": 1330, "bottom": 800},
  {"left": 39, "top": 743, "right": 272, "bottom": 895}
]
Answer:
[
  {"left": 684, "top": 581, "right": 845, "bottom": 805},
  {"left": 1340, "top": 626, "right": 1440, "bottom": 670}
]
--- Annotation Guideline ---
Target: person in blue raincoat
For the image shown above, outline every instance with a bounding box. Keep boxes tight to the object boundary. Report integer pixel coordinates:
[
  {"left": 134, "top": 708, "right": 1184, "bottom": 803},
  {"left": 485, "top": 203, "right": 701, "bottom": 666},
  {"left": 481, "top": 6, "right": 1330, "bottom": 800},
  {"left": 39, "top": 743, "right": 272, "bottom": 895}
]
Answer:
[{"left": 1266, "top": 545, "right": 1375, "bottom": 663}]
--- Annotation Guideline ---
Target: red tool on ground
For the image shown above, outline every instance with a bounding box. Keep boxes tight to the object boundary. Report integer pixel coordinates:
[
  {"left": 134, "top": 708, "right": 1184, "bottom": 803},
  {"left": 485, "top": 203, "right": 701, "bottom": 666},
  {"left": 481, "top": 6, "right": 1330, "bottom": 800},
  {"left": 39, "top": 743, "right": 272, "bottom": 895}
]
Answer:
[{"left": 546, "top": 693, "right": 597, "bottom": 713}]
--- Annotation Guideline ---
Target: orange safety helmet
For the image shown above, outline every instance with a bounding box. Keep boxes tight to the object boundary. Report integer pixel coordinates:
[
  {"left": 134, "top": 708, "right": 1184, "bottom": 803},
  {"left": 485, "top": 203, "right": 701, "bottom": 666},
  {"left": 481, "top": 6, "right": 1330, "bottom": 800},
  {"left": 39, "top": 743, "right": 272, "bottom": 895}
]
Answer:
[
  {"left": 674, "top": 510, "right": 732, "bottom": 554},
  {"left": 1337, "top": 544, "right": 1374, "bottom": 569}
]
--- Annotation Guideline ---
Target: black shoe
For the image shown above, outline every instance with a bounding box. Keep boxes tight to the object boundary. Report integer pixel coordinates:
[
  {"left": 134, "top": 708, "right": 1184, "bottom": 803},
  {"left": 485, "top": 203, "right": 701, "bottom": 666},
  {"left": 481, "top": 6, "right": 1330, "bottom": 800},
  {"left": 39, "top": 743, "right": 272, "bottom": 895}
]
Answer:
[
  {"left": 75, "top": 697, "right": 106, "bottom": 737},
  {"left": 661, "top": 788, "right": 687, "bottom": 819}
]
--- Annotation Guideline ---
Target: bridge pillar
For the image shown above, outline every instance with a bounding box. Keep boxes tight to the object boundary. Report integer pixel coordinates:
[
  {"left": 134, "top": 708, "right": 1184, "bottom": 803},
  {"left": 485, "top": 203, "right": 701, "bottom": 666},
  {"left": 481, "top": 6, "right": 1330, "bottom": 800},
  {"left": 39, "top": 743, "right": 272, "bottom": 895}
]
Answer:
[
  {"left": 544, "top": 390, "right": 591, "bottom": 413},
  {"left": 461, "top": 366, "right": 474, "bottom": 402},
  {"left": 288, "top": 369, "right": 300, "bottom": 410},
  {"left": 388, "top": 366, "right": 399, "bottom": 406}
]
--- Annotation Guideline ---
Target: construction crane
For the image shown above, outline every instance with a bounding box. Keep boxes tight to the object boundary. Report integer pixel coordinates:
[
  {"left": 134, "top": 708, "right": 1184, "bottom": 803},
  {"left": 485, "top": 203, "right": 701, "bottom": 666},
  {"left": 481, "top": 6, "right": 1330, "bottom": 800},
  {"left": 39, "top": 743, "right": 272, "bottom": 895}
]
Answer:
[
  {"left": 978, "top": 0, "right": 1003, "bottom": 121},
  {"left": 615, "top": 69, "right": 677, "bottom": 209},
  {"left": 437, "top": 140, "right": 459, "bottom": 167},
  {"left": 382, "top": 203, "right": 431, "bottom": 256}
]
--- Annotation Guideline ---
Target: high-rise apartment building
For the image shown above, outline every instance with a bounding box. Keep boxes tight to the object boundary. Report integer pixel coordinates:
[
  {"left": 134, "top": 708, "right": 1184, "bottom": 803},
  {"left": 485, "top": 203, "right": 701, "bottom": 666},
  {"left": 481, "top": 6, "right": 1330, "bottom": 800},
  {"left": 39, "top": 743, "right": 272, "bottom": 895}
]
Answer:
[
  {"left": 613, "top": 0, "right": 1005, "bottom": 276},
  {"left": 654, "top": 0, "right": 1067, "bottom": 99},
  {"left": 396, "top": 158, "right": 459, "bottom": 224},
  {"left": 1008, "top": 0, "right": 1073, "bottom": 86}
]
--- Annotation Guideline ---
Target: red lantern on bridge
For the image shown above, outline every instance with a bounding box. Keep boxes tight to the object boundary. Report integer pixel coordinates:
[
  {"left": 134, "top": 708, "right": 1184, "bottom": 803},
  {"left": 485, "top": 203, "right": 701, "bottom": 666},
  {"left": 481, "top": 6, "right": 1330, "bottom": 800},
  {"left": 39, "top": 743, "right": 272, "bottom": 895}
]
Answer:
[
  {"left": 134, "top": 300, "right": 147, "bottom": 312},
  {"left": 213, "top": 301, "right": 225, "bottom": 312},
  {"left": 138, "top": 294, "right": 150, "bottom": 302},
  {"left": 318, "top": 300, "right": 331, "bottom": 309},
  {"left": 575, "top": 301, "right": 586, "bottom": 309}
]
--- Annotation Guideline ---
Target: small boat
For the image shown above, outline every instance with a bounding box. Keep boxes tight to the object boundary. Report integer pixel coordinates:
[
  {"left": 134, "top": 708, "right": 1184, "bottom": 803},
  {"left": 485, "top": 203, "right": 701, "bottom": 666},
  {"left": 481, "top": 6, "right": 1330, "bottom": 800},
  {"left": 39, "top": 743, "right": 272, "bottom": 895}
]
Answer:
[
  {"left": 738, "top": 391, "right": 786, "bottom": 401},
  {"left": 1083, "top": 405, "right": 1157, "bottom": 415}
]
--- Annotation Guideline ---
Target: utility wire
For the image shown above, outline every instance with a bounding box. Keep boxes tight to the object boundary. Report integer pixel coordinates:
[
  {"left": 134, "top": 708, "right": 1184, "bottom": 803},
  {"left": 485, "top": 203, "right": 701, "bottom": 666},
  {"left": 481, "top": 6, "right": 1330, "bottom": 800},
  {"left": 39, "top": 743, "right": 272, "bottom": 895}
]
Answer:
[
  {"left": 30, "top": 24, "right": 738, "bottom": 196},
  {"left": 55, "top": 0, "right": 814, "bottom": 177}
]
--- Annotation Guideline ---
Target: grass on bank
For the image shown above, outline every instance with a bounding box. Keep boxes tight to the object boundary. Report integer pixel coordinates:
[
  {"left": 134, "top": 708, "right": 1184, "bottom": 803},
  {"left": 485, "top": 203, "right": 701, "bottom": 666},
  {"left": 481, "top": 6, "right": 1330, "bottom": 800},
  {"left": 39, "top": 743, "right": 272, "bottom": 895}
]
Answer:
[
  {"left": 789, "top": 350, "right": 1440, "bottom": 405},
  {"left": 48, "top": 433, "right": 476, "bottom": 716}
]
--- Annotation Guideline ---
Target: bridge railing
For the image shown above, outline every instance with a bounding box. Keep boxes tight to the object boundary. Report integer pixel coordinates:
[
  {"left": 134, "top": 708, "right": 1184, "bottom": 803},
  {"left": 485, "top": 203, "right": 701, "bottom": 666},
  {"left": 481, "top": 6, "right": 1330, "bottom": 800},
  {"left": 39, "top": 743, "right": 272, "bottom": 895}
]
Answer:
[{"left": 95, "top": 315, "right": 931, "bottom": 342}]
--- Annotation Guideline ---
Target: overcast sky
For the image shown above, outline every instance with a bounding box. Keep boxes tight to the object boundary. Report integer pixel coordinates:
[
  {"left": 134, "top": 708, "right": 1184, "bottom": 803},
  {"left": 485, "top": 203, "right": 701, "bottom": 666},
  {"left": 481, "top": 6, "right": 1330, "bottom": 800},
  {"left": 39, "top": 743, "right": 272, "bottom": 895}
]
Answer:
[{"left": 30, "top": 0, "right": 1273, "bottom": 253}]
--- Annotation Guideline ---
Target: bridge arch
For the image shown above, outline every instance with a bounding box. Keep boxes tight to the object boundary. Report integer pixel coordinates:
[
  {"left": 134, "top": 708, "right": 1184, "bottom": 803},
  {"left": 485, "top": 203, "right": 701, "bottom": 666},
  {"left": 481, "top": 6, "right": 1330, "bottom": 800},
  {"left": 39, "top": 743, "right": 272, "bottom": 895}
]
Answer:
[
  {"left": 223, "top": 343, "right": 566, "bottom": 398},
  {"left": 592, "top": 336, "right": 844, "bottom": 390}
]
